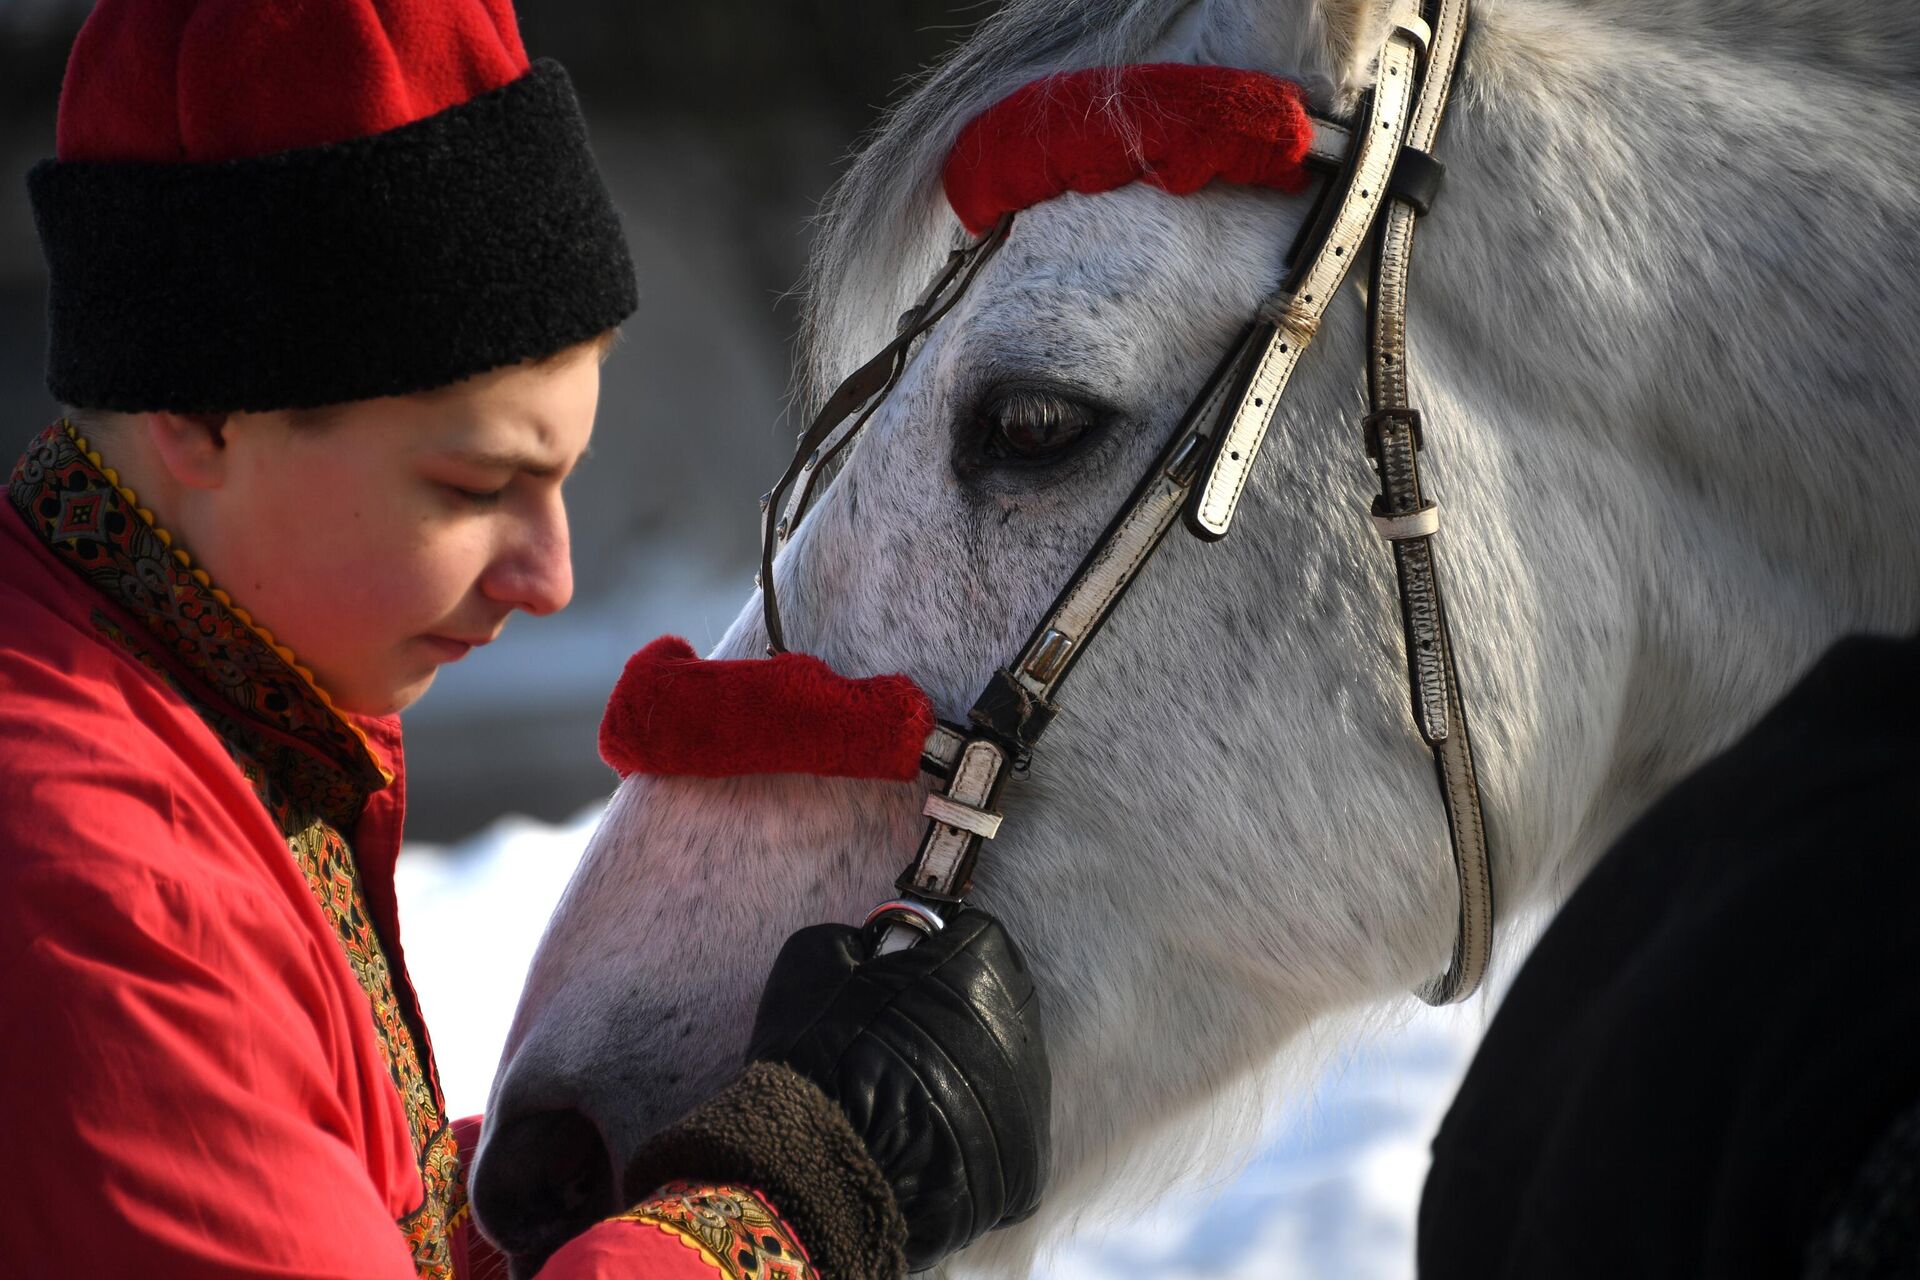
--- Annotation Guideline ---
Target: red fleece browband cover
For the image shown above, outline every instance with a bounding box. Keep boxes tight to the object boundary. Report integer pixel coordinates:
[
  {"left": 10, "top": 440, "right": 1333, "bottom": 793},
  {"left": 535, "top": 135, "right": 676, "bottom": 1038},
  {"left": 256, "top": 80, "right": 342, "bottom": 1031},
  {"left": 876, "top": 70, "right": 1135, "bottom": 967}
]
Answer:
[
  {"left": 599, "top": 636, "right": 936, "bottom": 781},
  {"left": 942, "top": 63, "right": 1316, "bottom": 235}
]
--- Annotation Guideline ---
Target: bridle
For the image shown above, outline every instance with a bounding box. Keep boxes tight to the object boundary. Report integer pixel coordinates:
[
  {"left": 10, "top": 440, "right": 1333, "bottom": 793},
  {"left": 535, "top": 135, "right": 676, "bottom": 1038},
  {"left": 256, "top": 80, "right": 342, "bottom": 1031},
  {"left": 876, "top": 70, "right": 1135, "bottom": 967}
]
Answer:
[{"left": 758, "top": 0, "right": 1490, "bottom": 1004}]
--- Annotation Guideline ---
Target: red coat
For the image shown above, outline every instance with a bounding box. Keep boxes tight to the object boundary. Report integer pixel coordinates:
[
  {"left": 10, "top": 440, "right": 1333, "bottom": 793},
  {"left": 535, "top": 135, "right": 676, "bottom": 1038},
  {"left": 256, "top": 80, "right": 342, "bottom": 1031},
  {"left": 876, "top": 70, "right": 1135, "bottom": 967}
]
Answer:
[{"left": 0, "top": 423, "right": 816, "bottom": 1280}]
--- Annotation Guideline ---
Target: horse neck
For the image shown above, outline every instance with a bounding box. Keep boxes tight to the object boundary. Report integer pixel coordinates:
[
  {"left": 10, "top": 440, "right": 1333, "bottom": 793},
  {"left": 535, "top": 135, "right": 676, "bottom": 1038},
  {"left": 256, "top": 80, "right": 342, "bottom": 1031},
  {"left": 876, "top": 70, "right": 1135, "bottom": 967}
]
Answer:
[{"left": 1395, "top": 0, "right": 1920, "bottom": 898}]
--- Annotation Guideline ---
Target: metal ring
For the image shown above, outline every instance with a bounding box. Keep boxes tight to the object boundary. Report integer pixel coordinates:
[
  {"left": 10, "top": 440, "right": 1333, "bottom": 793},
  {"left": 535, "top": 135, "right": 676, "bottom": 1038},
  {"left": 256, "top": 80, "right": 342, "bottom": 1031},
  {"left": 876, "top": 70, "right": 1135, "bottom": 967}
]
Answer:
[{"left": 863, "top": 898, "right": 946, "bottom": 937}]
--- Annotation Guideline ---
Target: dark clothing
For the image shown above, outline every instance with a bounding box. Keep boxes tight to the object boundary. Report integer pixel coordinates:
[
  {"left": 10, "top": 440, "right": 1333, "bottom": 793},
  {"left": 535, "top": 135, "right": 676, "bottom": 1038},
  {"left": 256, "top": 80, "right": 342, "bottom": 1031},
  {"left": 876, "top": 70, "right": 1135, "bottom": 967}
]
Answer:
[{"left": 1419, "top": 634, "right": 1920, "bottom": 1278}]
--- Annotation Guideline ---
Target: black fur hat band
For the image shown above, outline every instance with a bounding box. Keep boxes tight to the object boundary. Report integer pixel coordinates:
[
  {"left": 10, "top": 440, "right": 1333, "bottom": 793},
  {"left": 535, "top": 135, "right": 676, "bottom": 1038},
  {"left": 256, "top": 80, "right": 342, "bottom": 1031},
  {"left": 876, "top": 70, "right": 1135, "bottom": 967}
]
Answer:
[{"left": 27, "top": 60, "right": 638, "bottom": 414}]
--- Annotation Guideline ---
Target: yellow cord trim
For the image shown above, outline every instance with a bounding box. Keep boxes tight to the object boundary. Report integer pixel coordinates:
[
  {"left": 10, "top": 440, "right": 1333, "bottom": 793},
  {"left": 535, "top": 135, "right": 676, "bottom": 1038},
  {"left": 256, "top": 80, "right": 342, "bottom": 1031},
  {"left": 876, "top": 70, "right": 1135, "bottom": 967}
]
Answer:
[{"left": 62, "top": 422, "right": 395, "bottom": 785}]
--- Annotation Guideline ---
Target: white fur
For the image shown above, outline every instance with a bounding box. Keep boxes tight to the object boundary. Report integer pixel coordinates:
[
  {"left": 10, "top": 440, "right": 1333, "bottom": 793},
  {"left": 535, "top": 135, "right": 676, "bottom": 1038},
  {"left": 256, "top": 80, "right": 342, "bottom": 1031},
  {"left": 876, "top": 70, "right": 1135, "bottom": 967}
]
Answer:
[{"left": 476, "top": 1, "right": 1920, "bottom": 1271}]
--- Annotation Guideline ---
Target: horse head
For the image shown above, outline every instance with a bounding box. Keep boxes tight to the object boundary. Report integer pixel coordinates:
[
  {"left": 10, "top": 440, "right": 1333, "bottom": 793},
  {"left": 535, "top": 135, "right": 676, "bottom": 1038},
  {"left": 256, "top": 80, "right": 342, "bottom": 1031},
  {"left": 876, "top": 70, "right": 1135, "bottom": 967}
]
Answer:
[{"left": 470, "top": 0, "right": 1920, "bottom": 1272}]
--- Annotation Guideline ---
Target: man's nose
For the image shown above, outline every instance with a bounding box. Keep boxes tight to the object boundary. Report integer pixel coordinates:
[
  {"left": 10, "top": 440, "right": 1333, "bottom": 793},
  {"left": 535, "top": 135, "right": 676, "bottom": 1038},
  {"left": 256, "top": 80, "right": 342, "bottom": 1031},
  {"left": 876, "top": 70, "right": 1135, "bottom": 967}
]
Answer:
[{"left": 482, "top": 500, "right": 574, "bottom": 617}]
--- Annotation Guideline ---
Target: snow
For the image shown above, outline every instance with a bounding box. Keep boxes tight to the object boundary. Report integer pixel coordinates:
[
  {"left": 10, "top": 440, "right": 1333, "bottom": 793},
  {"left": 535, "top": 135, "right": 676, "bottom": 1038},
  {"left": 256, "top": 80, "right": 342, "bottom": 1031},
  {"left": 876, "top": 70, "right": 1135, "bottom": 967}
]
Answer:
[
  {"left": 1030, "top": 1015, "right": 1479, "bottom": 1278},
  {"left": 396, "top": 810, "right": 1482, "bottom": 1277}
]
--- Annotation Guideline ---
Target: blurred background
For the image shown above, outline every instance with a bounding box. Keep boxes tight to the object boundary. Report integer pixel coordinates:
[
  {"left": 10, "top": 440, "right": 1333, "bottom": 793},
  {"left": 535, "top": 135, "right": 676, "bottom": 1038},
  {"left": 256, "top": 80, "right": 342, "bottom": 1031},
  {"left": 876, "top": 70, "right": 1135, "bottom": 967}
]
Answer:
[
  {"left": 2, "top": 7, "right": 1482, "bottom": 1274},
  {"left": 0, "top": 0, "right": 997, "bottom": 841}
]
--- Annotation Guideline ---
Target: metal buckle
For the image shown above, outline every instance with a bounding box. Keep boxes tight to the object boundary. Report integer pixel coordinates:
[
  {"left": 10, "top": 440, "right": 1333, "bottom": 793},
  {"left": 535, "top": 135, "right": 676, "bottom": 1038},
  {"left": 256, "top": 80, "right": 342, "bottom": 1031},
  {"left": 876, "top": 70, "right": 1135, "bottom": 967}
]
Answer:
[
  {"left": 1022, "top": 629, "right": 1075, "bottom": 684},
  {"left": 1363, "top": 406, "right": 1425, "bottom": 459}
]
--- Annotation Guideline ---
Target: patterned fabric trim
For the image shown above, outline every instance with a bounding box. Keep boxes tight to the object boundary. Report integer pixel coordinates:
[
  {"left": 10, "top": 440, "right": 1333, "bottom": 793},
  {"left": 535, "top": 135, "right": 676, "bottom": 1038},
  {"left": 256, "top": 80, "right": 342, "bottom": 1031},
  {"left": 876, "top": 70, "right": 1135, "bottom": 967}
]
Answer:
[
  {"left": 7, "top": 421, "right": 391, "bottom": 787},
  {"left": 284, "top": 811, "right": 465, "bottom": 1279},
  {"left": 103, "top": 606, "right": 469, "bottom": 1277},
  {"left": 11, "top": 421, "right": 460, "bottom": 1278},
  {"left": 618, "top": 1183, "right": 816, "bottom": 1280}
]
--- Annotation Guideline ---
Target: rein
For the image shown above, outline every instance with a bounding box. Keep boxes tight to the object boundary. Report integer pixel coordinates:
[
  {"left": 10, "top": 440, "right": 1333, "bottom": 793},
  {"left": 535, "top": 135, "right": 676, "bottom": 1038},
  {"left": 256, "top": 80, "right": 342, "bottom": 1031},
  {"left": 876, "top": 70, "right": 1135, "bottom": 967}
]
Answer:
[{"left": 758, "top": 0, "right": 1489, "bottom": 1002}]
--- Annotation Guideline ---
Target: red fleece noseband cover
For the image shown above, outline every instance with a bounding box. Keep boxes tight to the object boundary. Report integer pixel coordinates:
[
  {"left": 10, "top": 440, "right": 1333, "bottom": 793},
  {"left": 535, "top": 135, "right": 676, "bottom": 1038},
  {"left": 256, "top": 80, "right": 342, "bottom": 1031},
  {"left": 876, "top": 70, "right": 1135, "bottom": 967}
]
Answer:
[
  {"left": 942, "top": 63, "right": 1315, "bottom": 234},
  {"left": 600, "top": 636, "right": 935, "bottom": 781}
]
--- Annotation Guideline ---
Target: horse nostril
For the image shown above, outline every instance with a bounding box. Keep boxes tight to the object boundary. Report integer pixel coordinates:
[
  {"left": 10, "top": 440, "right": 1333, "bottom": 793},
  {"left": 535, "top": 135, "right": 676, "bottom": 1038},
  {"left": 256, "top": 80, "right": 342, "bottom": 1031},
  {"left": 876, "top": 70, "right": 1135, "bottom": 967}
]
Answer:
[{"left": 469, "top": 1108, "right": 618, "bottom": 1272}]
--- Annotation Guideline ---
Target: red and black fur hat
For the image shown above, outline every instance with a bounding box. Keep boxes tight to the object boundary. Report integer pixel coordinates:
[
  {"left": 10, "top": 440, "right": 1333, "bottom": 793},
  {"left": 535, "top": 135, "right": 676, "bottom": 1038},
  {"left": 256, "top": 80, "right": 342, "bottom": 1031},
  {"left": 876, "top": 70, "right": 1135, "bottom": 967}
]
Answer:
[{"left": 27, "top": 0, "right": 638, "bottom": 414}]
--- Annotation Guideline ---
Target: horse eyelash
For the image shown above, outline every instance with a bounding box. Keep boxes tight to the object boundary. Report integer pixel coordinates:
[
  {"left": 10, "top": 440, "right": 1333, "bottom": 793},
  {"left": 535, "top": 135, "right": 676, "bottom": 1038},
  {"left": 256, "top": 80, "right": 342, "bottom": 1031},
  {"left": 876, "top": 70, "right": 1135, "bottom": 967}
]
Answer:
[{"left": 988, "top": 389, "right": 1090, "bottom": 431}]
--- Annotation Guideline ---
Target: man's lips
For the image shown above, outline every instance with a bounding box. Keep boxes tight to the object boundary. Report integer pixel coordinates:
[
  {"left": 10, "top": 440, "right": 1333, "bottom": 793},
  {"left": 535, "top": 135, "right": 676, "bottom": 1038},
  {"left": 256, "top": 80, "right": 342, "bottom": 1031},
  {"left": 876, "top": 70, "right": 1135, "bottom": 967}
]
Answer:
[{"left": 420, "top": 634, "right": 492, "bottom": 662}]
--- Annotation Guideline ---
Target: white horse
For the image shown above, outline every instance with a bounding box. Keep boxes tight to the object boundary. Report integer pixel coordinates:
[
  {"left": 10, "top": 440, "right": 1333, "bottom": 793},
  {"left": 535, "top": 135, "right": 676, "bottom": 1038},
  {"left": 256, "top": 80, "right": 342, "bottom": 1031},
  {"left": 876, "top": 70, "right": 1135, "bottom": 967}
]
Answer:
[{"left": 472, "top": 0, "right": 1920, "bottom": 1271}]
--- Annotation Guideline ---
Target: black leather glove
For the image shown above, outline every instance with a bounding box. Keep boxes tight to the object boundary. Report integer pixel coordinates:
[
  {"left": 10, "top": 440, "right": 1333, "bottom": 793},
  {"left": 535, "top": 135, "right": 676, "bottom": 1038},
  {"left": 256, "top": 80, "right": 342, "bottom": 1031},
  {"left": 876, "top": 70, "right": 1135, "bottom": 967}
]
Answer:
[
  {"left": 750, "top": 907, "right": 1051, "bottom": 1272},
  {"left": 622, "top": 908, "right": 1050, "bottom": 1278}
]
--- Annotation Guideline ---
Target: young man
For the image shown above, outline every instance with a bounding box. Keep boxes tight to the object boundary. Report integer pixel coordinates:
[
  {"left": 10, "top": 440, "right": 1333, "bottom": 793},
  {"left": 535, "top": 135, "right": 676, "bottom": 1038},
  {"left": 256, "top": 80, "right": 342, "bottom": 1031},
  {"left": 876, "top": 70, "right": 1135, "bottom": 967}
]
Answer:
[{"left": 0, "top": 3, "right": 1047, "bottom": 1278}]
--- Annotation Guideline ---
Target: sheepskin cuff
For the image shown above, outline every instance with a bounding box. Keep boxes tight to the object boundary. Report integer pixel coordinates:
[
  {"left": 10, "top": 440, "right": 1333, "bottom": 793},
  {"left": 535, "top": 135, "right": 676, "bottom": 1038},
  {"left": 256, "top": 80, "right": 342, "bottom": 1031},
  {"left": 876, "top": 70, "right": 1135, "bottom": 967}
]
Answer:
[
  {"left": 624, "top": 1061, "right": 909, "bottom": 1280},
  {"left": 26, "top": 59, "right": 637, "bottom": 413}
]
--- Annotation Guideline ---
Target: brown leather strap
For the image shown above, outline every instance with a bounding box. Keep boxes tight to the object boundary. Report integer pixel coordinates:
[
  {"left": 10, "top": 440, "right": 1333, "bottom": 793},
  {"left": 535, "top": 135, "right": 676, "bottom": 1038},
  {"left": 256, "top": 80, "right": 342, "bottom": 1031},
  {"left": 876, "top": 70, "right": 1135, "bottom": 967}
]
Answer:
[
  {"left": 1365, "top": 0, "right": 1492, "bottom": 1006},
  {"left": 760, "top": 215, "right": 1012, "bottom": 654}
]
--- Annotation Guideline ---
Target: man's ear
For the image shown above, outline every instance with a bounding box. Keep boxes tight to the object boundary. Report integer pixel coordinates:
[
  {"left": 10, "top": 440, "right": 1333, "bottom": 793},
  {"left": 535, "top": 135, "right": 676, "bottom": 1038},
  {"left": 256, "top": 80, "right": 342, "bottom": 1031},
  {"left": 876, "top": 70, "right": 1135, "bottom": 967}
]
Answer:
[{"left": 143, "top": 411, "right": 232, "bottom": 490}]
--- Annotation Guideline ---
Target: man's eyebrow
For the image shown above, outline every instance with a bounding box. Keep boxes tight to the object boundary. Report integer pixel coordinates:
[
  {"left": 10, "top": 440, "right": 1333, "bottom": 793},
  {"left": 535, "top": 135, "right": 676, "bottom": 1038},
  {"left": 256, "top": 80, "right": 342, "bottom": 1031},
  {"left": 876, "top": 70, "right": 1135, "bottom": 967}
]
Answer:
[{"left": 441, "top": 444, "right": 585, "bottom": 478}]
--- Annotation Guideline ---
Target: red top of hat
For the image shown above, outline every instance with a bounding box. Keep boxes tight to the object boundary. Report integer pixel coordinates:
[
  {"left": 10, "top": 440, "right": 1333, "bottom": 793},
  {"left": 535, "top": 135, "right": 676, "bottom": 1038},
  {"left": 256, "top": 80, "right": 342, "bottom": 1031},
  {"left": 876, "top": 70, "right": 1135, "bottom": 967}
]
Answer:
[{"left": 57, "top": 0, "right": 531, "bottom": 164}]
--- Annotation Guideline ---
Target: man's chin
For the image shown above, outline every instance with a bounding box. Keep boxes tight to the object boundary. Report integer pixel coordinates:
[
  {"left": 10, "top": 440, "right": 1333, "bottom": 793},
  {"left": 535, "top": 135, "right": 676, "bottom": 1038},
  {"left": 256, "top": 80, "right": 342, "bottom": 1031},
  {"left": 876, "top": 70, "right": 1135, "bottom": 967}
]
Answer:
[
  {"left": 331, "top": 670, "right": 436, "bottom": 719},
  {"left": 385, "top": 670, "right": 439, "bottom": 716}
]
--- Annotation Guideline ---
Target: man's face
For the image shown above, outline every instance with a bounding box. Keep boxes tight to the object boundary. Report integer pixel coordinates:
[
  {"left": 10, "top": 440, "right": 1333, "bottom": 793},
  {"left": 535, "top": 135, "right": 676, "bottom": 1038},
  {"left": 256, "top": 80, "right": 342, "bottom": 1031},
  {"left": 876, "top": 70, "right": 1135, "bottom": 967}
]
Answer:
[{"left": 197, "top": 343, "right": 603, "bottom": 716}]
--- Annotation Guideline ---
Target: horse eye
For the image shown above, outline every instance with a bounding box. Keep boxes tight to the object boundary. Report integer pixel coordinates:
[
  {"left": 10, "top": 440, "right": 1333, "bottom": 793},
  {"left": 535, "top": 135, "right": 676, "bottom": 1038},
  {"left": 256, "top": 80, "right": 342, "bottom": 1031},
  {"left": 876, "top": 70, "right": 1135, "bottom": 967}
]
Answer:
[{"left": 977, "top": 390, "right": 1100, "bottom": 463}]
